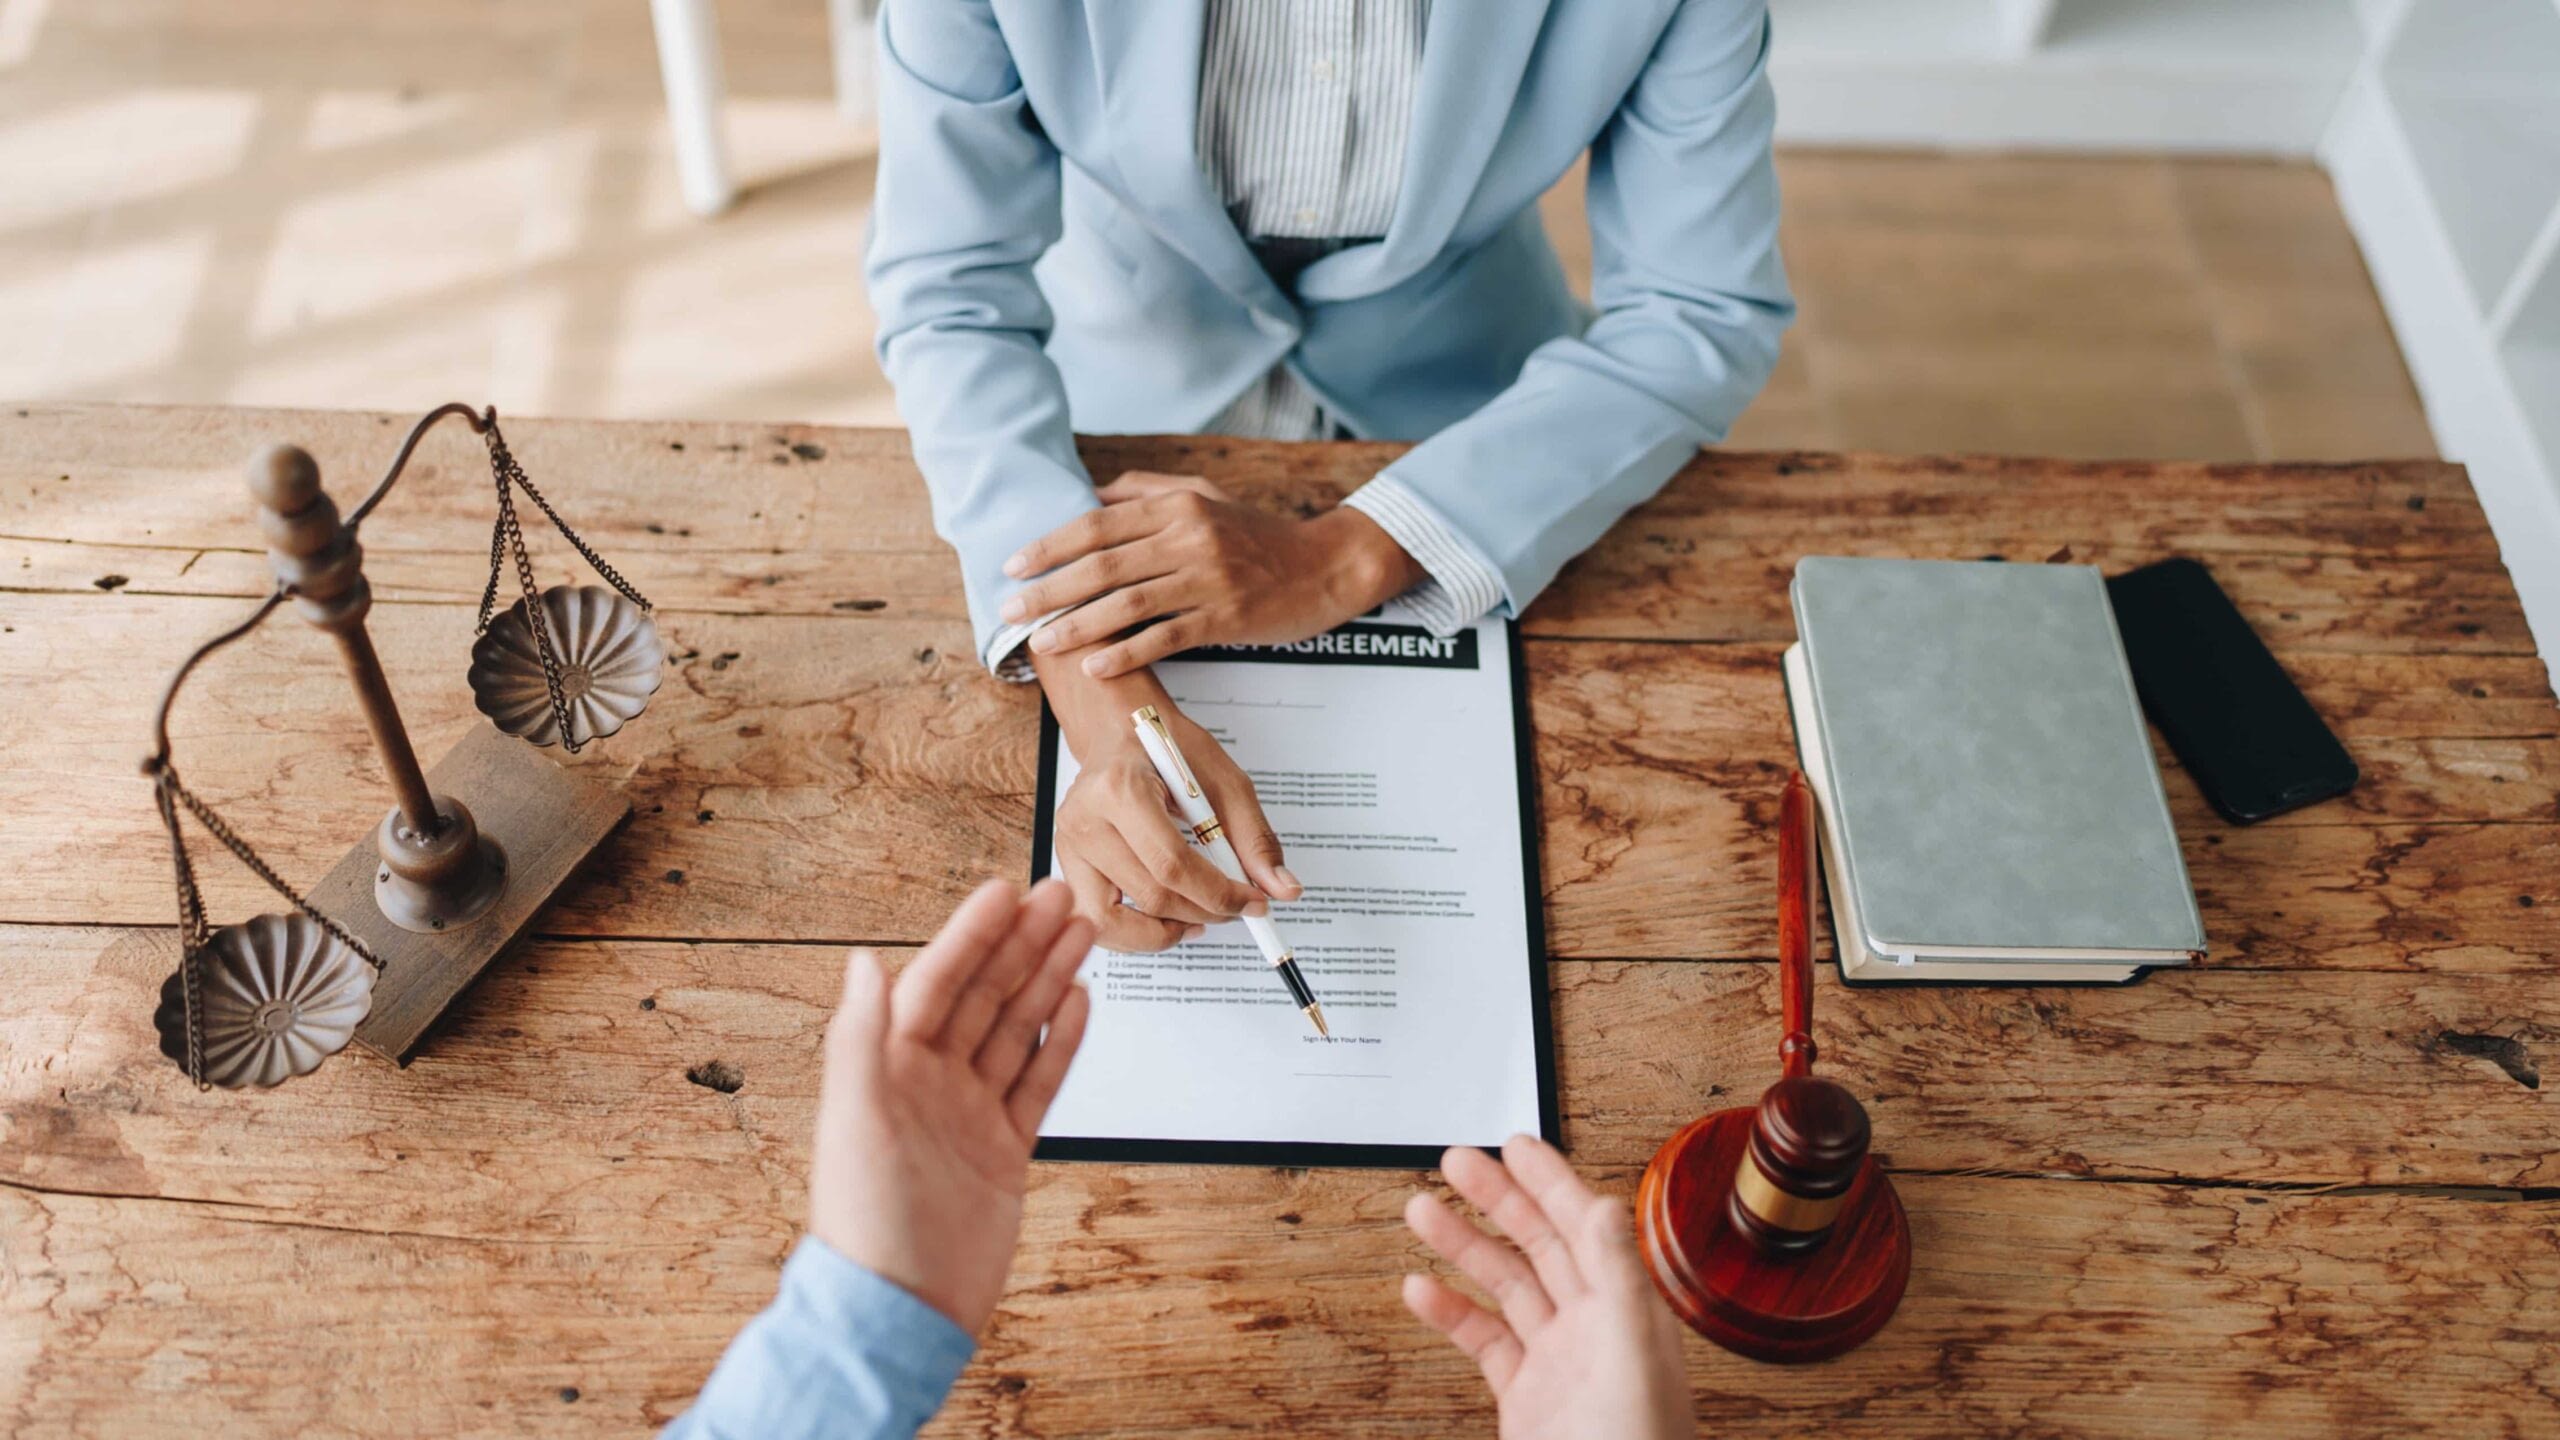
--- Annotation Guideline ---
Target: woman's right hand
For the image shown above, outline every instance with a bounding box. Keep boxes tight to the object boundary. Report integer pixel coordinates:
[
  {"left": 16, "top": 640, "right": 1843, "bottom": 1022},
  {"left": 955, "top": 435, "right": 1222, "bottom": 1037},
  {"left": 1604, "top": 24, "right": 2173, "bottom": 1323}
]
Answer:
[{"left": 1032, "top": 642, "right": 1300, "bottom": 952}]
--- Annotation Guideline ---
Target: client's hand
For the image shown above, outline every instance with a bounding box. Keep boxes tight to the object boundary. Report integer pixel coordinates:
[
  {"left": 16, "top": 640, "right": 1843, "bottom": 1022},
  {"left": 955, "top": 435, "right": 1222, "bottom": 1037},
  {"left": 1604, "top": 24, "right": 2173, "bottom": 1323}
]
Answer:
[
  {"left": 999, "top": 471, "right": 1424, "bottom": 679},
  {"left": 807, "top": 878, "right": 1096, "bottom": 1334},
  {"left": 1404, "top": 1136, "right": 1694, "bottom": 1440},
  {"left": 1033, "top": 650, "right": 1297, "bottom": 952}
]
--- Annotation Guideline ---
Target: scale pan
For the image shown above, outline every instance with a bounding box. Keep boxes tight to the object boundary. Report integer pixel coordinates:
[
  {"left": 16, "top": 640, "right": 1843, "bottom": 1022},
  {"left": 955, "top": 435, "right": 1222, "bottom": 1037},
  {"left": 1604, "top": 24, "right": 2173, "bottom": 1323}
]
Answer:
[
  {"left": 470, "top": 583, "right": 664, "bottom": 748},
  {"left": 155, "top": 913, "right": 376, "bottom": 1088}
]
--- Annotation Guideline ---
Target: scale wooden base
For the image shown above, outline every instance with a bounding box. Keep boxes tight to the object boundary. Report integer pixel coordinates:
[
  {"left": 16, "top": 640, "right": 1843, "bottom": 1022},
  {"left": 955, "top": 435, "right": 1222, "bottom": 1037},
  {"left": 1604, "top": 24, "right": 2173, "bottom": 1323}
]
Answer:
[
  {"left": 302, "top": 723, "right": 628, "bottom": 1060},
  {"left": 1637, "top": 1105, "right": 1910, "bottom": 1364}
]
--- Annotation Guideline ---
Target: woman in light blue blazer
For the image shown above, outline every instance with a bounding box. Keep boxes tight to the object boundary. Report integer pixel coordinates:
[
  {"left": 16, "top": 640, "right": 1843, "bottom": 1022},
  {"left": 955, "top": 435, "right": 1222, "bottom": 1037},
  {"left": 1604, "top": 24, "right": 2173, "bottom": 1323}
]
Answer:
[{"left": 867, "top": 0, "right": 1792, "bottom": 950}]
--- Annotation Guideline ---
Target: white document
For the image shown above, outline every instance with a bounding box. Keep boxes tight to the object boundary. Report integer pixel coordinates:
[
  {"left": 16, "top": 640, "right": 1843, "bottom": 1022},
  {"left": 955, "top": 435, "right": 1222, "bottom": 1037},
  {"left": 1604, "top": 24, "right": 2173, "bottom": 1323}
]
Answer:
[{"left": 1035, "top": 604, "right": 1552, "bottom": 1163}]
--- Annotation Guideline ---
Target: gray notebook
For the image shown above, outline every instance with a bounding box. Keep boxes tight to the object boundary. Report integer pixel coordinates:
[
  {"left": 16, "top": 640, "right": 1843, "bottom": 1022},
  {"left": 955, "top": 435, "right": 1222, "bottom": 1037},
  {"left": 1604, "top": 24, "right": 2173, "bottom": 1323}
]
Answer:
[{"left": 1787, "top": 557, "right": 2205, "bottom": 983}]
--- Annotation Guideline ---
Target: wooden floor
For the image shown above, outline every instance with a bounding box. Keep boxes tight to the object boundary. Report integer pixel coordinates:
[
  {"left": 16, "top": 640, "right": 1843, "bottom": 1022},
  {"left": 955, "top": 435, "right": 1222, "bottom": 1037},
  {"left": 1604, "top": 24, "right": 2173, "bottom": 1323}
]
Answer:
[{"left": 1, "top": 0, "right": 2436, "bottom": 464}]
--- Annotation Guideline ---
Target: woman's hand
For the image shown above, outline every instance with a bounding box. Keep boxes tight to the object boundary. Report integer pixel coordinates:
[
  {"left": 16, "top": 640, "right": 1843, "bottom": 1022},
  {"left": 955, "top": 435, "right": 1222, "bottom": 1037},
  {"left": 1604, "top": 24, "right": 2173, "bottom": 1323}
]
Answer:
[
  {"left": 807, "top": 878, "right": 1096, "bottom": 1334},
  {"left": 999, "top": 472, "right": 1424, "bottom": 679},
  {"left": 1404, "top": 1136, "right": 1694, "bottom": 1440},
  {"left": 1033, "top": 645, "right": 1300, "bottom": 952}
]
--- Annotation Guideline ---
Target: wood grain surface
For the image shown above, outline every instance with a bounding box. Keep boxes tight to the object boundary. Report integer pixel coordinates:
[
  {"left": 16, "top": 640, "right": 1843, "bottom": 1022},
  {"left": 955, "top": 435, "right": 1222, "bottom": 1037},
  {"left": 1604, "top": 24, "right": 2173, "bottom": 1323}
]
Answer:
[{"left": 4, "top": 404, "right": 2556, "bottom": 1437}]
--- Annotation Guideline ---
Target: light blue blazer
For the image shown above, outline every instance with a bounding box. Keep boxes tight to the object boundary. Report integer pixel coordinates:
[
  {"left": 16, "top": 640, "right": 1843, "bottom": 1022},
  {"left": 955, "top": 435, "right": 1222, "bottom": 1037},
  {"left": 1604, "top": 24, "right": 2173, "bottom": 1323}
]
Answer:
[{"left": 866, "top": 0, "right": 1793, "bottom": 666}]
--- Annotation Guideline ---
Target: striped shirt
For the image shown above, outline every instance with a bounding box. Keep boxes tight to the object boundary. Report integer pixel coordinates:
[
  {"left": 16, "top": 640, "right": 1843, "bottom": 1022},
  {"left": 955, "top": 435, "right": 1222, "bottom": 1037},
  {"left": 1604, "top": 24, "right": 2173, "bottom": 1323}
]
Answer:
[
  {"left": 1199, "top": 0, "right": 1421, "bottom": 442},
  {"left": 1198, "top": 0, "right": 1424, "bottom": 242},
  {"left": 1195, "top": 0, "right": 1504, "bottom": 640}
]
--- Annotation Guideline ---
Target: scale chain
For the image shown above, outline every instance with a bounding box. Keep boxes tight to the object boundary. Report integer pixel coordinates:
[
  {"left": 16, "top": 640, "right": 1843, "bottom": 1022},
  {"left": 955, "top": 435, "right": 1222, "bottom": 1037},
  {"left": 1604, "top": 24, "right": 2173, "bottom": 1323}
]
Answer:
[
  {"left": 156, "top": 767, "right": 386, "bottom": 960},
  {"left": 154, "top": 780, "right": 210, "bottom": 1090},
  {"left": 153, "top": 765, "right": 383, "bottom": 1090},
  {"left": 474, "top": 418, "right": 652, "bottom": 755}
]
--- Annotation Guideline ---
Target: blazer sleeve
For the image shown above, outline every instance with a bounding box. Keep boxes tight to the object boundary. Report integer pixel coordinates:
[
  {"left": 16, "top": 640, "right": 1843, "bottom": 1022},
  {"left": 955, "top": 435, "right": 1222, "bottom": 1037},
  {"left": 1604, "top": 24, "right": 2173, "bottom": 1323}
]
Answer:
[
  {"left": 866, "top": 0, "right": 1101, "bottom": 673},
  {"left": 1368, "top": 0, "right": 1793, "bottom": 614}
]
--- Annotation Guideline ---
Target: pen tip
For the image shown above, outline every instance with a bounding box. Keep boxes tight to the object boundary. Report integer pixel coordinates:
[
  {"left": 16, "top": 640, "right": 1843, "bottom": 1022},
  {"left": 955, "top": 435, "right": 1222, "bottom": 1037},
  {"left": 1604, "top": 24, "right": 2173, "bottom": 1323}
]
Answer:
[{"left": 1307, "top": 1004, "right": 1329, "bottom": 1039}]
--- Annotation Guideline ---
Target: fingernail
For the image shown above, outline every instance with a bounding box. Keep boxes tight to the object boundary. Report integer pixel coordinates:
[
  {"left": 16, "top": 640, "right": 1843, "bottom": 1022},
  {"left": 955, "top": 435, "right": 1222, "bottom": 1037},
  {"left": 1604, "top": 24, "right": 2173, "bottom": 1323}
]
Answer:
[
  {"left": 1000, "top": 597, "right": 1026, "bottom": 623},
  {"left": 1031, "top": 628, "right": 1060, "bottom": 653},
  {"left": 1004, "top": 553, "right": 1029, "bottom": 578},
  {"left": 1244, "top": 899, "right": 1269, "bottom": 918},
  {"left": 1274, "top": 866, "right": 1302, "bottom": 896},
  {"left": 1082, "top": 654, "right": 1108, "bottom": 676},
  {"left": 1183, "top": 924, "right": 1205, "bottom": 941}
]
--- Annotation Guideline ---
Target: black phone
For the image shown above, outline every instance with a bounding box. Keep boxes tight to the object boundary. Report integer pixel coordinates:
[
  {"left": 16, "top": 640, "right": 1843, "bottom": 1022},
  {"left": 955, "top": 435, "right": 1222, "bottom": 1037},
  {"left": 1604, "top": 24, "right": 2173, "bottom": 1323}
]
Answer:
[{"left": 2105, "top": 557, "right": 2357, "bottom": 824}]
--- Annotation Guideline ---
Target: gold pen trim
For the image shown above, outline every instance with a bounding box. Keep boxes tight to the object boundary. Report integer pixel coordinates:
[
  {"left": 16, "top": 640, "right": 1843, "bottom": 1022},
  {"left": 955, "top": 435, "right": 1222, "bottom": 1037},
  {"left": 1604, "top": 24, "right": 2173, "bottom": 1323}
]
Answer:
[
  {"left": 1133, "top": 705, "right": 1200, "bottom": 798},
  {"left": 1191, "top": 818, "right": 1224, "bottom": 846}
]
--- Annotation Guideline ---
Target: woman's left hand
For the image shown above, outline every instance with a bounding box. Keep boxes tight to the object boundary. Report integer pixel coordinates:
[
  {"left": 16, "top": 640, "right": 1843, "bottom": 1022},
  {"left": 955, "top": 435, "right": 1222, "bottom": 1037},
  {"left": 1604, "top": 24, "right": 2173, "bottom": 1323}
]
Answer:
[{"left": 999, "top": 472, "right": 1425, "bottom": 679}]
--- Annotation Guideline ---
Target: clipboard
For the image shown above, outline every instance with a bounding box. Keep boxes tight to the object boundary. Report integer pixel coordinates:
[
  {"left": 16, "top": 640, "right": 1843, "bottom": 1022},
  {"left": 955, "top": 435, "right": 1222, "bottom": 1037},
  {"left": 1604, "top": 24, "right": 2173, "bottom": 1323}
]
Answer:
[{"left": 1027, "top": 615, "right": 1557, "bottom": 1169}]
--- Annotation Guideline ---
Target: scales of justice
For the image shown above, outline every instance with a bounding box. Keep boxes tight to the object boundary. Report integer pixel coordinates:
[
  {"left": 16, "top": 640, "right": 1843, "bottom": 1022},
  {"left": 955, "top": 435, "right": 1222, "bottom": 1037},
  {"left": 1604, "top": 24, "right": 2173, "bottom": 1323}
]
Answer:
[{"left": 140, "top": 404, "right": 663, "bottom": 1089}]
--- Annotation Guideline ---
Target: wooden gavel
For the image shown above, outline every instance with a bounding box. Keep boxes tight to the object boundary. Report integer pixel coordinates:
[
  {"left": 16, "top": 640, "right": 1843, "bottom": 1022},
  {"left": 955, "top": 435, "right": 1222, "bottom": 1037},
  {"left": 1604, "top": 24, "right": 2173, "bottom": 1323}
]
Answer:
[{"left": 1635, "top": 772, "right": 1911, "bottom": 1363}]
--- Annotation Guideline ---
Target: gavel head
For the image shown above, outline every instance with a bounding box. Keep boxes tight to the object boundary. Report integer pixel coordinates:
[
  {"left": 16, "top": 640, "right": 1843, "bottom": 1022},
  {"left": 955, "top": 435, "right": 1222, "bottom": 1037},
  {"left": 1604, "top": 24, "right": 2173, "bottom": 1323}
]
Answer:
[{"left": 1727, "top": 1074, "right": 1872, "bottom": 1256}]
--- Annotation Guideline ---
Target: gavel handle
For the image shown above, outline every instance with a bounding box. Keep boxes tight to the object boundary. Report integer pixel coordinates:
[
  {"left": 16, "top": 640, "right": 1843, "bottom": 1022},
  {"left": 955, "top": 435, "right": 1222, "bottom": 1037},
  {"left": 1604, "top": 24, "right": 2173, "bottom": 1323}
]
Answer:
[{"left": 1778, "top": 771, "right": 1817, "bottom": 1078}]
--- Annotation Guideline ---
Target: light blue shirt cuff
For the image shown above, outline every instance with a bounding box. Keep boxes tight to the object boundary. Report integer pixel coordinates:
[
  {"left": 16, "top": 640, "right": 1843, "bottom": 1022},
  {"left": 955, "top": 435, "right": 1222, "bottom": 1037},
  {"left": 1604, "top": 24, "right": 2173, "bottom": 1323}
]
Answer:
[
  {"left": 985, "top": 600, "right": 1089, "bottom": 682},
  {"left": 1342, "top": 475, "right": 1511, "bottom": 637},
  {"left": 661, "top": 1236, "right": 977, "bottom": 1440}
]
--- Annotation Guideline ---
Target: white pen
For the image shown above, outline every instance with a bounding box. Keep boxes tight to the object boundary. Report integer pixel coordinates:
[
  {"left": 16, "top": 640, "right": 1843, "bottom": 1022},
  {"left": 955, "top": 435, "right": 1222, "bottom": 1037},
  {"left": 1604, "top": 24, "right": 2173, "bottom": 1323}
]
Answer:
[{"left": 1130, "top": 705, "right": 1329, "bottom": 1037}]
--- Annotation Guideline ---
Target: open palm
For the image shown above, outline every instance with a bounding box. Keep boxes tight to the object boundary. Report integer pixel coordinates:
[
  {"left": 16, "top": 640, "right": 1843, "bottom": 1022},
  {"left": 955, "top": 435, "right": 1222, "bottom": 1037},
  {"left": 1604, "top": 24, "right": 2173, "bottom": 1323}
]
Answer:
[
  {"left": 1404, "top": 1136, "right": 1695, "bottom": 1440},
  {"left": 808, "top": 879, "right": 1095, "bottom": 1333}
]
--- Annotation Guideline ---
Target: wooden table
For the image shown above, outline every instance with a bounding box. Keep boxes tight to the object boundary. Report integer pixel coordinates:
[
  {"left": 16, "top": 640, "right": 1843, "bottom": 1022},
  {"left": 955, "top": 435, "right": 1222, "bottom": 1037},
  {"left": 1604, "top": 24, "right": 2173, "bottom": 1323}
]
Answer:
[{"left": 4, "top": 404, "right": 2557, "bottom": 1437}]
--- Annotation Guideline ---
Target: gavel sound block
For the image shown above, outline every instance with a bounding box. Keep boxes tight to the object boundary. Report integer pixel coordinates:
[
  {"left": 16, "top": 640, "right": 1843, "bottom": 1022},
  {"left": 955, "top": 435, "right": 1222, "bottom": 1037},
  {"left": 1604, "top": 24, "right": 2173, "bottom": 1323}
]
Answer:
[
  {"left": 247, "top": 443, "right": 629, "bottom": 1060},
  {"left": 1636, "top": 773, "right": 1911, "bottom": 1363}
]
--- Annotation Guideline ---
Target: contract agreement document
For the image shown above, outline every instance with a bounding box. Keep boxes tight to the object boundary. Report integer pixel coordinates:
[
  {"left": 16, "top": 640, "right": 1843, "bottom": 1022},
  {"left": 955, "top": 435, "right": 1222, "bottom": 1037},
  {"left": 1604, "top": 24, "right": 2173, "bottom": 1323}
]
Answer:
[{"left": 1031, "top": 604, "right": 1556, "bottom": 1167}]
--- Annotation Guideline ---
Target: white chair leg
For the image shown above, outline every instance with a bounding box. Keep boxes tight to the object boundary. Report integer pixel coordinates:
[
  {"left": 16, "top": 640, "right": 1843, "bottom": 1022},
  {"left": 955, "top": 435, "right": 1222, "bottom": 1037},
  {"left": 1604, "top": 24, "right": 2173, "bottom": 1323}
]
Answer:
[
  {"left": 650, "top": 0, "right": 736, "bottom": 217},
  {"left": 827, "top": 0, "right": 878, "bottom": 128}
]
